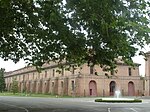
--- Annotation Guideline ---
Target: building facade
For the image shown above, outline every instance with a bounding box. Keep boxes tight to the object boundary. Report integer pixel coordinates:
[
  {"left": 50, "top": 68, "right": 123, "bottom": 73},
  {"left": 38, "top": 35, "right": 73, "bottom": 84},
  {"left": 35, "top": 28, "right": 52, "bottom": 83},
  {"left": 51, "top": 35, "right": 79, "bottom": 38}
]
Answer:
[
  {"left": 144, "top": 51, "right": 150, "bottom": 96},
  {"left": 4, "top": 61, "right": 143, "bottom": 97}
]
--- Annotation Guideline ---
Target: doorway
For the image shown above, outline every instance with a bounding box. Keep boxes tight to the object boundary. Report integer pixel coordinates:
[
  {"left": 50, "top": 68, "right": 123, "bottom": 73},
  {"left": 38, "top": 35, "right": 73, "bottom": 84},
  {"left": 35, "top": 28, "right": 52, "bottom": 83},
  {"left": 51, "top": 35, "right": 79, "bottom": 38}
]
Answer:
[
  {"left": 110, "top": 81, "right": 116, "bottom": 96},
  {"left": 89, "top": 80, "right": 97, "bottom": 96}
]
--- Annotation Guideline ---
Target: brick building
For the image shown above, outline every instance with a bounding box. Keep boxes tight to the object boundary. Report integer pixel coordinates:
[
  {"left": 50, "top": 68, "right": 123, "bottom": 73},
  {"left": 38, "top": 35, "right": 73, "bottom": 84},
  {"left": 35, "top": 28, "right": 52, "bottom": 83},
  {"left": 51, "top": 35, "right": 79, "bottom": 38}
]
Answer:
[
  {"left": 4, "top": 60, "right": 143, "bottom": 97},
  {"left": 144, "top": 51, "right": 150, "bottom": 96}
]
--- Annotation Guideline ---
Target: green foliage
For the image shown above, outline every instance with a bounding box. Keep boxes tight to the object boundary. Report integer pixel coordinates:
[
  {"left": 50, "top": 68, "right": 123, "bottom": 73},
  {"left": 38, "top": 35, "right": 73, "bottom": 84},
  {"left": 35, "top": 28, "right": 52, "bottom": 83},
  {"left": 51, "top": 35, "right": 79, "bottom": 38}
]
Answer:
[
  {"left": 0, "top": 68, "right": 5, "bottom": 92},
  {"left": 95, "top": 98, "right": 142, "bottom": 103},
  {"left": 0, "top": 0, "right": 150, "bottom": 69},
  {"left": 11, "top": 77, "right": 18, "bottom": 94}
]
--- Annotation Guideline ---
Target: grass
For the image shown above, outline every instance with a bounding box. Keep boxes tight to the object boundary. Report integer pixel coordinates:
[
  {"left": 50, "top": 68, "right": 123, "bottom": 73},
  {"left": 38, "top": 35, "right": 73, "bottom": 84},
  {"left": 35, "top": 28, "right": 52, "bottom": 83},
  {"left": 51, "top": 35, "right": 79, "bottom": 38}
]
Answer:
[
  {"left": 95, "top": 98, "right": 142, "bottom": 103},
  {"left": 0, "top": 92, "right": 72, "bottom": 98}
]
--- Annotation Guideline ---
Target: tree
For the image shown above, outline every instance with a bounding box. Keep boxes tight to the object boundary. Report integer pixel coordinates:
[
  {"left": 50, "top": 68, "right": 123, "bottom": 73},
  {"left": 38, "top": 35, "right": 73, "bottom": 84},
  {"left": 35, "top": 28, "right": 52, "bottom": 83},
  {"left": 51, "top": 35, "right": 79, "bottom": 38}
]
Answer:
[
  {"left": 0, "top": 0, "right": 150, "bottom": 69},
  {"left": 11, "top": 77, "right": 18, "bottom": 94},
  {"left": 0, "top": 68, "right": 5, "bottom": 92}
]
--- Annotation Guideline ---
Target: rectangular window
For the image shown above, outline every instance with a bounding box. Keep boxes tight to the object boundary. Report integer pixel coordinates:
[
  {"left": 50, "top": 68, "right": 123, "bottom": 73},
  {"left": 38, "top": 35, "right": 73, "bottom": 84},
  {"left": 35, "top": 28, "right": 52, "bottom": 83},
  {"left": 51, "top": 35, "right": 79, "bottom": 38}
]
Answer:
[
  {"left": 90, "top": 66, "right": 94, "bottom": 74},
  {"left": 33, "top": 73, "right": 34, "bottom": 79},
  {"left": 45, "top": 71, "right": 47, "bottom": 78},
  {"left": 28, "top": 74, "right": 29, "bottom": 80},
  {"left": 61, "top": 81, "right": 63, "bottom": 88},
  {"left": 52, "top": 82, "right": 54, "bottom": 87},
  {"left": 110, "top": 70, "right": 114, "bottom": 75},
  {"left": 72, "top": 65, "right": 75, "bottom": 74},
  {"left": 19, "top": 75, "right": 21, "bottom": 80},
  {"left": 25, "top": 75, "right": 27, "bottom": 80},
  {"left": 38, "top": 73, "right": 40, "bottom": 79},
  {"left": 62, "top": 68, "right": 64, "bottom": 76},
  {"left": 129, "top": 68, "right": 132, "bottom": 76},
  {"left": 14, "top": 76, "right": 17, "bottom": 80},
  {"left": 53, "top": 69, "right": 55, "bottom": 77},
  {"left": 72, "top": 81, "right": 75, "bottom": 91},
  {"left": 23, "top": 75, "right": 25, "bottom": 81}
]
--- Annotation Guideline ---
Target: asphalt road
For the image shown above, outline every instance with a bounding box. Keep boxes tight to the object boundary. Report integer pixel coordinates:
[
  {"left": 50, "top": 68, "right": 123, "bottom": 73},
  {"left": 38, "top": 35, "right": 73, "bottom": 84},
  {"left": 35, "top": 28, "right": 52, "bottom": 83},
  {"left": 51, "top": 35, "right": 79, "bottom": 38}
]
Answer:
[{"left": 0, "top": 96, "right": 150, "bottom": 112}]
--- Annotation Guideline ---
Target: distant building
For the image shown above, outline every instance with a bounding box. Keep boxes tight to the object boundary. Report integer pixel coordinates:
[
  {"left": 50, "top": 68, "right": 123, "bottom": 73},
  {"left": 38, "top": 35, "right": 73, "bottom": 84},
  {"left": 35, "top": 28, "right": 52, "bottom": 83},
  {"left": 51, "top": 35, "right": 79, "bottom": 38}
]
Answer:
[{"left": 4, "top": 60, "right": 143, "bottom": 97}]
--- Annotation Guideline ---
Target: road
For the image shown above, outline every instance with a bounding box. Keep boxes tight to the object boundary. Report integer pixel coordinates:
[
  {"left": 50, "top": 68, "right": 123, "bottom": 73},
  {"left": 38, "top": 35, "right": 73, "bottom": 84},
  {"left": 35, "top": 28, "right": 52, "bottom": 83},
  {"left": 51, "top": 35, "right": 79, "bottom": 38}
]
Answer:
[{"left": 0, "top": 96, "right": 150, "bottom": 112}]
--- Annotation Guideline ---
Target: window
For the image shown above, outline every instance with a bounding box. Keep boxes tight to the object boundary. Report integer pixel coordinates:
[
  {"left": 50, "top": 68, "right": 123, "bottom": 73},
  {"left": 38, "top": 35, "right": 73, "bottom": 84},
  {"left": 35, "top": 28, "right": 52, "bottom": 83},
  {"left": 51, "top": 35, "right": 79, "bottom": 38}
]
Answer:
[
  {"left": 14, "top": 76, "right": 17, "bottom": 80},
  {"left": 72, "top": 65, "right": 75, "bottom": 74},
  {"left": 33, "top": 73, "right": 34, "bottom": 79},
  {"left": 53, "top": 69, "right": 55, "bottom": 77},
  {"left": 52, "top": 82, "right": 54, "bottom": 87},
  {"left": 38, "top": 73, "right": 40, "bottom": 78},
  {"left": 61, "top": 81, "right": 63, "bottom": 88},
  {"left": 72, "top": 81, "right": 75, "bottom": 91},
  {"left": 23, "top": 75, "right": 25, "bottom": 81},
  {"left": 27, "top": 74, "right": 29, "bottom": 80},
  {"left": 90, "top": 66, "right": 94, "bottom": 74},
  {"left": 62, "top": 68, "right": 64, "bottom": 76},
  {"left": 95, "top": 71, "right": 98, "bottom": 75},
  {"left": 110, "top": 70, "right": 114, "bottom": 75},
  {"left": 45, "top": 71, "right": 47, "bottom": 78},
  {"left": 129, "top": 68, "right": 132, "bottom": 76},
  {"left": 19, "top": 75, "right": 21, "bottom": 80}
]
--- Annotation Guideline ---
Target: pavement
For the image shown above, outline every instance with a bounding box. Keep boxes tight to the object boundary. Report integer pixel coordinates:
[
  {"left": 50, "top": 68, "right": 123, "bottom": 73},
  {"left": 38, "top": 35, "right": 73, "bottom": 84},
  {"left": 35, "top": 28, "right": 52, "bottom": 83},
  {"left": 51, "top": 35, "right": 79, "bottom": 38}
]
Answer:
[{"left": 0, "top": 96, "right": 150, "bottom": 112}]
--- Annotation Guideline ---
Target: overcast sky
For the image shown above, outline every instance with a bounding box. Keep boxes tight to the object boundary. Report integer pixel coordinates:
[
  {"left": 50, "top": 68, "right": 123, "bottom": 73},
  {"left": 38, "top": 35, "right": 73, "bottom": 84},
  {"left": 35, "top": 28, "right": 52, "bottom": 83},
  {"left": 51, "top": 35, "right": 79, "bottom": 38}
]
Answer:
[
  {"left": 0, "top": 45, "right": 149, "bottom": 76},
  {"left": 132, "top": 45, "right": 150, "bottom": 76},
  {"left": 132, "top": 54, "right": 146, "bottom": 76},
  {"left": 0, "top": 59, "right": 27, "bottom": 72}
]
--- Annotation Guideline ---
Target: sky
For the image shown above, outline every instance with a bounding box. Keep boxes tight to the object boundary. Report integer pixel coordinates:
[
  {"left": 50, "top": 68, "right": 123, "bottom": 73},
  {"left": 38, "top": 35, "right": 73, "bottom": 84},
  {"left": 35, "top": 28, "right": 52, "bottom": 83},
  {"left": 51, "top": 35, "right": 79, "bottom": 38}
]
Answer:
[
  {"left": 0, "top": 45, "right": 149, "bottom": 76},
  {"left": 0, "top": 59, "right": 27, "bottom": 72},
  {"left": 132, "top": 45, "right": 150, "bottom": 76},
  {"left": 132, "top": 56, "right": 145, "bottom": 76}
]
